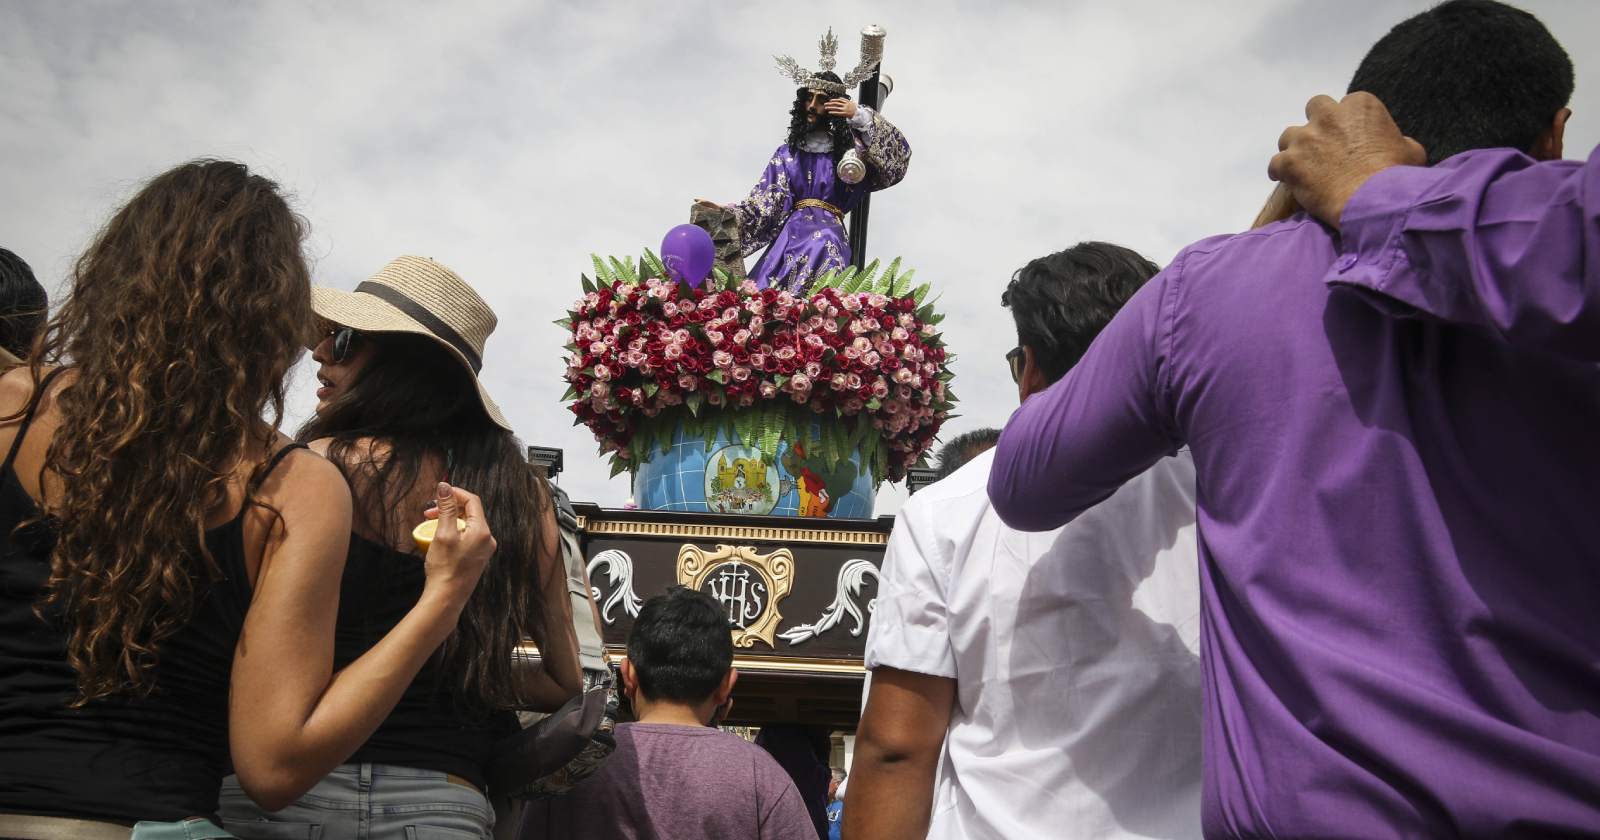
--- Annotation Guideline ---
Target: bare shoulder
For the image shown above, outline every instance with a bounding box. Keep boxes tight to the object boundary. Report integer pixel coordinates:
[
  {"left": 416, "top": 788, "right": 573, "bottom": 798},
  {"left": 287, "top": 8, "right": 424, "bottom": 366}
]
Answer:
[
  {"left": 0, "top": 366, "right": 65, "bottom": 420},
  {"left": 309, "top": 435, "right": 392, "bottom": 473},
  {"left": 252, "top": 442, "right": 352, "bottom": 516}
]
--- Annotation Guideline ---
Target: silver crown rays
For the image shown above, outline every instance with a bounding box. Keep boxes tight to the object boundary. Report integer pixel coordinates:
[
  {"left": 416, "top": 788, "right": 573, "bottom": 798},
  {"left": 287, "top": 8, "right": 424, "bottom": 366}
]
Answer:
[{"left": 774, "top": 25, "right": 885, "bottom": 95}]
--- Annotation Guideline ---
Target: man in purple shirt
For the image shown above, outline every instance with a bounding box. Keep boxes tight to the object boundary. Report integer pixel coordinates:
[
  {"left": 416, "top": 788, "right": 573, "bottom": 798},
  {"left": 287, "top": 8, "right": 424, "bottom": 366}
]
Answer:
[{"left": 988, "top": 1, "right": 1597, "bottom": 836}]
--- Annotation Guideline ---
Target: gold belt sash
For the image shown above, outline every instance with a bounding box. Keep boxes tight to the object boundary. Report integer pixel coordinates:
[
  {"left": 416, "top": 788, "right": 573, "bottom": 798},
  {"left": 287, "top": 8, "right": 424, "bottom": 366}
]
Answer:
[{"left": 793, "top": 198, "right": 844, "bottom": 219}]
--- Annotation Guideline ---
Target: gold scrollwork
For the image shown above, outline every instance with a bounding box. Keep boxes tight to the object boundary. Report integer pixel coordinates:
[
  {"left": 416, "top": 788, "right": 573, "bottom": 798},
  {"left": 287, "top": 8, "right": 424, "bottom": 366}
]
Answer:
[
  {"left": 575, "top": 516, "right": 889, "bottom": 547},
  {"left": 678, "top": 544, "right": 795, "bottom": 649}
]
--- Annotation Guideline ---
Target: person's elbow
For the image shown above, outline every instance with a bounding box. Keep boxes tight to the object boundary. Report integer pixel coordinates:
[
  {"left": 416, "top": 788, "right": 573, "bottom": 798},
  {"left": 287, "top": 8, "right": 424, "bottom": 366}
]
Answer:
[
  {"left": 987, "top": 456, "right": 1072, "bottom": 532},
  {"left": 231, "top": 757, "right": 317, "bottom": 813}
]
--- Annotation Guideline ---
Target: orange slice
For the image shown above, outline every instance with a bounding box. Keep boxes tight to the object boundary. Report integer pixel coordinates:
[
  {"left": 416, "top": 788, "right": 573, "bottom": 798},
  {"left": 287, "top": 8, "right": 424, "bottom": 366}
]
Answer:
[{"left": 412, "top": 518, "right": 468, "bottom": 553}]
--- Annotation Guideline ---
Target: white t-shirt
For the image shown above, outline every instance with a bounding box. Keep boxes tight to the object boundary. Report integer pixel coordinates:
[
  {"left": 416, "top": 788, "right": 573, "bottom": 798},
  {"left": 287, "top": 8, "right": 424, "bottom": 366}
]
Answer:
[{"left": 864, "top": 448, "right": 1202, "bottom": 840}]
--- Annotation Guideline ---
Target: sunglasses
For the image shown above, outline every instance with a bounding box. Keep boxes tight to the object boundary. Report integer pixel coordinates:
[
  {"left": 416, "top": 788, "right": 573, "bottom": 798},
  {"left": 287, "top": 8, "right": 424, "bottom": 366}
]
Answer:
[
  {"left": 1006, "top": 346, "right": 1026, "bottom": 384},
  {"left": 329, "top": 326, "right": 361, "bottom": 364}
]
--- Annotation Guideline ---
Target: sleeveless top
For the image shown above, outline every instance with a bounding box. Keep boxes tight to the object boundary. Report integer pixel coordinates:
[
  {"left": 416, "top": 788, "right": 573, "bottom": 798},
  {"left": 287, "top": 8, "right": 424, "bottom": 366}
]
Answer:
[
  {"left": 0, "top": 370, "right": 305, "bottom": 823},
  {"left": 334, "top": 532, "right": 515, "bottom": 789}
]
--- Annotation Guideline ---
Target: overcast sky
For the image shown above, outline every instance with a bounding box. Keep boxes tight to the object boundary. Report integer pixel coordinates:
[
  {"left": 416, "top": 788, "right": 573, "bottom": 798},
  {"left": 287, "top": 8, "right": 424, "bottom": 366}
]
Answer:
[{"left": 4, "top": 0, "right": 1596, "bottom": 514}]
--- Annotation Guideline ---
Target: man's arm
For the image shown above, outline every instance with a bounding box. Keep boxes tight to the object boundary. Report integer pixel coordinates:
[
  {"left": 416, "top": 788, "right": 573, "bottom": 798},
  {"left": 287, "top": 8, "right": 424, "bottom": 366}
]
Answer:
[
  {"left": 1273, "top": 93, "right": 1600, "bottom": 358},
  {"left": 988, "top": 271, "right": 1182, "bottom": 531},
  {"left": 843, "top": 667, "right": 955, "bottom": 840}
]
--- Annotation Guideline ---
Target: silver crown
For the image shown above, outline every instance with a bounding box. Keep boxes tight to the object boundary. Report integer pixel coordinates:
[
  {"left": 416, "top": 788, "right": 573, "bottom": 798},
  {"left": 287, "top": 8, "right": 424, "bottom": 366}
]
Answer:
[{"left": 774, "top": 25, "right": 885, "bottom": 95}]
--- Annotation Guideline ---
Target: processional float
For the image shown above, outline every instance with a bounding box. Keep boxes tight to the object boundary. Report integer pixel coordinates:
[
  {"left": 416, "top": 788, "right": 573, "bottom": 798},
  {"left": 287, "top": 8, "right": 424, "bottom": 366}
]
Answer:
[{"left": 544, "top": 26, "right": 950, "bottom": 726}]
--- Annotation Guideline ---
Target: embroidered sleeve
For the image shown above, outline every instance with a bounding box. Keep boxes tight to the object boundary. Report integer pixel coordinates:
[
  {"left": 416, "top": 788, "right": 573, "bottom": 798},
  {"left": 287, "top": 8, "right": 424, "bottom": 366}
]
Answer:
[
  {"left": 851, "top": 107, "right": 912, "bottom": 191},
  {"left": 729, "top": 147, "right": 796, "bottom": 258}
]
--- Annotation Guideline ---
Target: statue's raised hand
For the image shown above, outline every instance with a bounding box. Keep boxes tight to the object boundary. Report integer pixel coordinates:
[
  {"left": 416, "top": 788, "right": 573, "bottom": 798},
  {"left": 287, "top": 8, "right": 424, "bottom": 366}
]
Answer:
[{"left": 823, "top": 98, "right": 858, "bottom": 119}]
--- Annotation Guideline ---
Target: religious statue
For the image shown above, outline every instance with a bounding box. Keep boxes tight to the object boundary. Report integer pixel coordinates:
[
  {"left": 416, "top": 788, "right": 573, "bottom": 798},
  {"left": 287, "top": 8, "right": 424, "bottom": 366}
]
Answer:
[{"left": 696, "top": 27, "right": 912, "bottom": 292}]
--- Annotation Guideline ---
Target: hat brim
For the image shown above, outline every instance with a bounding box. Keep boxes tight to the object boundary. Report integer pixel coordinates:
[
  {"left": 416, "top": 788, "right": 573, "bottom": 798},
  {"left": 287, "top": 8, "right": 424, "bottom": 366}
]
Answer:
[{"left": 312, "top": 286, "right": 513, "bottom": 433}]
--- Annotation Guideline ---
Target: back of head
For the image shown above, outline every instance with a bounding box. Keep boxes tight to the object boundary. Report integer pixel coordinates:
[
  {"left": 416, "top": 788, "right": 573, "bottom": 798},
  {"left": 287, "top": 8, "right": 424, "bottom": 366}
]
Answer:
[
  {"left": 1349, "top": 0, "right": 1572, "bottom": 164},
  {"left": 1001, "top": 242, "right": 1160, "bottom": 384},
  {"left": 935, "top": 428, "right": 1001, "bottom": 480},
  {"left": 627, "top": 586, "right": 733, "bottom": 704},
  {"left": 40, "top": 158, "right": 312, "bottom": 702},
  {"left": 0, "top": 248, "right": 47, "bottom": 360}
]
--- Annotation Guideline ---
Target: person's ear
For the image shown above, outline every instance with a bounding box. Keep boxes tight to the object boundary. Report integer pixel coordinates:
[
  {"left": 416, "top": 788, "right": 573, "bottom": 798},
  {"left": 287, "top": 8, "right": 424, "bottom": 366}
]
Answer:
[
  {"left": 1533, "top": 107, "right": 1571, "bottom": 161},
  {"left": 621, "top": 658, "right": 639, "bottom": 701},
  {"left": 1018, "top": 346, "right": 1050, "bottom": 401},
  {"left": 714, "top": 668, "right": 739, "bottom": 705}
]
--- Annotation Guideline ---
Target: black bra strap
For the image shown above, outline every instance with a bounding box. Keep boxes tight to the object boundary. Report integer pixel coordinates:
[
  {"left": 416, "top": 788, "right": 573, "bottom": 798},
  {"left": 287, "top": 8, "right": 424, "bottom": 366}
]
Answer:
[
  {"left": 1, "top": 368, "right": 69, "bottom": 479},
  {"left": 253, "top": 442, "right": 308, "bottom": 491}
]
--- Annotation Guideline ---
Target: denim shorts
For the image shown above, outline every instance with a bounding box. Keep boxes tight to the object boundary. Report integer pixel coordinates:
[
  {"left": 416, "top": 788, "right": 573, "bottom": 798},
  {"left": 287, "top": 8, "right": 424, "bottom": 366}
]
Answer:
[{"left": 219, "top": 764, "right": 493, "bottom": 840}]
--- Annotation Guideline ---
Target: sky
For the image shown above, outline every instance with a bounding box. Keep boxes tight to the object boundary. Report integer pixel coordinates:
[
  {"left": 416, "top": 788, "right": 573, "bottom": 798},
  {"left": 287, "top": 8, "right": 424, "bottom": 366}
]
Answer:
[{"left": 3, "top": 0, "right": 1596, "bottom": 514}]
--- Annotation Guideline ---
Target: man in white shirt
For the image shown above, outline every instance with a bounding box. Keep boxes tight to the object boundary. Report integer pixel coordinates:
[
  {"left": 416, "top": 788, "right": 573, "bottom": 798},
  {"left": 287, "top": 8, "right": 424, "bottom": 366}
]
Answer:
[{"left": 847, "top": 242, "right": 1202, "bottom": 840}]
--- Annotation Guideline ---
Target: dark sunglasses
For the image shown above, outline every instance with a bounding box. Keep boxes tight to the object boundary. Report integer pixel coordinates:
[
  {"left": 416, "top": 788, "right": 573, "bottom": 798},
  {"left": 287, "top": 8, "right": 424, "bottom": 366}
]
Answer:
[
  {"left": 1005, "top": 346, "right": 1026, "bottom": 384},
  {"left": 329, "top": 326, "right": 361, "bottom": 364}
]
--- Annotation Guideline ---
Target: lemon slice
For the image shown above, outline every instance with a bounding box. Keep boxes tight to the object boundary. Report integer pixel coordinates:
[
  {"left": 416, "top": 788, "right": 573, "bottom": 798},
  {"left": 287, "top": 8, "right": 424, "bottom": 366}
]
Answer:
[{"left": 412, "top": 518, "right": 468, "bottom": 553}]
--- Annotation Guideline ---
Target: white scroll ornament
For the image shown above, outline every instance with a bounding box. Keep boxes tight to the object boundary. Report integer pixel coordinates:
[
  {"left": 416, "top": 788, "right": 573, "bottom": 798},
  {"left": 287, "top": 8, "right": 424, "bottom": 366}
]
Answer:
[
  {"left": 777, "top": 558, "right": 880, "bottom": 645},
  {"left": 587, "top": 549, "right": 643, "bottom": 625}
]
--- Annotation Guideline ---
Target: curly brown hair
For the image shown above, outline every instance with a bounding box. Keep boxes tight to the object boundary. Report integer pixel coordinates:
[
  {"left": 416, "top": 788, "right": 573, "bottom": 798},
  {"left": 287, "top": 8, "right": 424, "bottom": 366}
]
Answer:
[{"left": 33, "top": 159, "right": 313, "bottom": 703}]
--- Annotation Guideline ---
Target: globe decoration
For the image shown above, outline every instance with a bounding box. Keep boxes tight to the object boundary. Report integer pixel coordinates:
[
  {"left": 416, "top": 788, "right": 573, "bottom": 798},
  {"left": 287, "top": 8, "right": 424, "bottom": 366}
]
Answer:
[
  {"left": 634, "top": 420, "right": 876, "bottom": 518},
  {"left": 562, "top": 251, "right": 954, "bottom": 518}
]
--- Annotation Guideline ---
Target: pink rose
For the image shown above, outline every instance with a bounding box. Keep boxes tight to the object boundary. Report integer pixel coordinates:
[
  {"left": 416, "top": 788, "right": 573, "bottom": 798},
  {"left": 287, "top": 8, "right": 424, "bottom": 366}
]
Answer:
[
  {"left": 804, "top": 361, "right": 822, "bottom": 380},
  {"left": 759, "top": 382, "right": 778, "bottom": 398},
  {"left": 732, "top": 365, "right": 752, "bottom": 382},
  {"left": 788, "top": 373, "right": 812, "bottom": 393}
]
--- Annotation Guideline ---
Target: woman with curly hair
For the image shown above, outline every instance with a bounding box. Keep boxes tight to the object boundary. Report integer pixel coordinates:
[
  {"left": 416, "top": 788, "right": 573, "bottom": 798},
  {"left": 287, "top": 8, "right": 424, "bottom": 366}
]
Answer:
[
  {"left": 220, "top": 256, "right": 582, "bottom": 839},
  {"left": 0, "top": 161, "right": 495, "bottom": 839}
]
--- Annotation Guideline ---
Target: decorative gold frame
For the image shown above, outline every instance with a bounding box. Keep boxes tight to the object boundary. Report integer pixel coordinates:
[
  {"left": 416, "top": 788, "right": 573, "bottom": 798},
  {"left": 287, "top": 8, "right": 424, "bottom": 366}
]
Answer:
[
  {"left": 678, "top": 544, "right": 795, "bottom": 649},
  {"left": 578, "top": 516, "right": 888, "bottom": 548}
]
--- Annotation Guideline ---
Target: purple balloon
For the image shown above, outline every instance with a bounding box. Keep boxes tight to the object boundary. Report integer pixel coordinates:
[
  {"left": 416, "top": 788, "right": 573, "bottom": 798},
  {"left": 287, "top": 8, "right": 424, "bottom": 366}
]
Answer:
[{"left": 660, "top": 224, "right": 715, "bottom": 289}]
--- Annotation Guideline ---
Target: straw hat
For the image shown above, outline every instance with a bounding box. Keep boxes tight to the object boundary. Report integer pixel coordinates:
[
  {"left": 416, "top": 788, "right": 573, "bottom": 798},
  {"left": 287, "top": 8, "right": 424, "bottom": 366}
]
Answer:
[{"left": 312, "top": 255, "right": 512, "bottom": 431}]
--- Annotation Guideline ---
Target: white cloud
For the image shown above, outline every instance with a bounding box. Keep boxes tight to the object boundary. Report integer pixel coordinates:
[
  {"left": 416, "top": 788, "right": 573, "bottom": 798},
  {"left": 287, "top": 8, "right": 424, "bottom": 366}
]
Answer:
[{"left": 3, "top": 0, "right": 1595, "bottom": 513}]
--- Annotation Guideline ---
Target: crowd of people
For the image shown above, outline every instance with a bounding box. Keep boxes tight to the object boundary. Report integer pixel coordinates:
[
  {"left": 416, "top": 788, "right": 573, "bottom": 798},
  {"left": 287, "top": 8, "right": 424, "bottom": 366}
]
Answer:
[{"left": 0, "top": 0, "right": 1596, "bottom": 838}]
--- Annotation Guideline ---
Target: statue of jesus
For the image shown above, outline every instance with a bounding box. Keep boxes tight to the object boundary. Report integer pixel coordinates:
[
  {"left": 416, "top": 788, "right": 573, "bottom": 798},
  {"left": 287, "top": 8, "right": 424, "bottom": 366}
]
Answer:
[{"left": 696, "top": 28, "right": 911, "bottom": 293}]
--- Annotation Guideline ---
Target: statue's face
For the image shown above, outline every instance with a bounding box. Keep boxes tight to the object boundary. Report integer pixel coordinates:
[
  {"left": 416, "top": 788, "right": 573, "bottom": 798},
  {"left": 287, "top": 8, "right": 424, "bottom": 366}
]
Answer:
[{"left": 804, "top": 89, "right": 832, "bottom": 124}]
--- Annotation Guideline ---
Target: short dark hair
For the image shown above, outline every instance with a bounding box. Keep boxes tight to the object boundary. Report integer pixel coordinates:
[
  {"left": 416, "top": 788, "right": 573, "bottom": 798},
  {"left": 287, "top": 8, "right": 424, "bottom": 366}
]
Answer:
[
  {"left": 934, "top": 428, "right": 1001, "bottom": 480},
  {"left": 0, "top": 248, "right": 47, "bottom": 359},
  {"left": 627, "top": 586, "right": 733, "bottom": 703},
  {"left": 1001, "top": 242, "right": 1159, "bottom": 384},
  {"left": 1349, "top": 0, "right": 1572, "bottom": 165}
]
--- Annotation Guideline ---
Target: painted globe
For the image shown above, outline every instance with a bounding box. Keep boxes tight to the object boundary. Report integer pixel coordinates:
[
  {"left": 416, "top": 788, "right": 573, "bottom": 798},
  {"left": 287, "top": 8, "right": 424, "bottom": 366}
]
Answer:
[{"left": 634, "top": 418, "right": 876, "bottom": 518}]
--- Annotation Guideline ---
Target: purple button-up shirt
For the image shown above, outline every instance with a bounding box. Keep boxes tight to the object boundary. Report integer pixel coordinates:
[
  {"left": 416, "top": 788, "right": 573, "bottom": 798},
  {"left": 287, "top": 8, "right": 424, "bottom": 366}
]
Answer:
[{"left": 990, "top": 145, "right": 1600, "bottom": 838}]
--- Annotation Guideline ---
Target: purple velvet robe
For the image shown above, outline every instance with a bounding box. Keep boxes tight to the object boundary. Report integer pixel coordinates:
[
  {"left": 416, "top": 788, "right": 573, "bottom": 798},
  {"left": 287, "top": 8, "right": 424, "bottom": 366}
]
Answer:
[{"left": 730, "top": 108, "right": 911, "bottom": 292}]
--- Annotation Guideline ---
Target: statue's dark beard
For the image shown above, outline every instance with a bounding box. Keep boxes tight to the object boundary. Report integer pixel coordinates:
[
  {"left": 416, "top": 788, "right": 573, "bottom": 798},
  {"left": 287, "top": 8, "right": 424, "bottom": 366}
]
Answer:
[{"left": 786, "top": 109, "right": 851, "bottom": 160}]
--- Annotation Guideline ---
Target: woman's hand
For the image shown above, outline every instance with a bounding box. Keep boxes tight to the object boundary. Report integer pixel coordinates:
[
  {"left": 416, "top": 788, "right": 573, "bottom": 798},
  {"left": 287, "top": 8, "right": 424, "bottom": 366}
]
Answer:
[{"left": 422, "top": 481, "right": 494, "bottom": 601}]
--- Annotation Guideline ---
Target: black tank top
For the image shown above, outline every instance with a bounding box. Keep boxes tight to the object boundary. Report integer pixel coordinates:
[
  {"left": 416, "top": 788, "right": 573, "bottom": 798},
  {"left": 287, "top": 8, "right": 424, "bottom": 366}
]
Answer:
[
  {"left": 0, "top": 370, "right": 304, "bottom": 823},
  {"left": 335, "top": 533, "right": 515, "bottom": 788}
]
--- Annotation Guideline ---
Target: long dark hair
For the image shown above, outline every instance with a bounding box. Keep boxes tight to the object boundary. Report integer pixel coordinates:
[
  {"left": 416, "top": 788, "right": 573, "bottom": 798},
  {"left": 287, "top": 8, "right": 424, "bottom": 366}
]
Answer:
[
  {"left": 36, "top": 159, "right": 311, "bottom": 703},
  {"left": 785, "top": 71, "right": 853, "bottom": 162},
  {"left": 297, "top": 331, "right": 548, "bottom": 713}
]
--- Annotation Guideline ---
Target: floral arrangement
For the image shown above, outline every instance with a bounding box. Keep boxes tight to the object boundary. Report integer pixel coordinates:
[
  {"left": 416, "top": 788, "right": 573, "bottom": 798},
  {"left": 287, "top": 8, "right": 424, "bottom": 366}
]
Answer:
[{"left": 560, "top": 253, "right": 955, "bottom": 484}]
